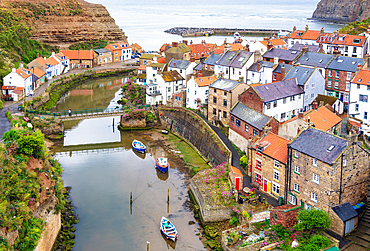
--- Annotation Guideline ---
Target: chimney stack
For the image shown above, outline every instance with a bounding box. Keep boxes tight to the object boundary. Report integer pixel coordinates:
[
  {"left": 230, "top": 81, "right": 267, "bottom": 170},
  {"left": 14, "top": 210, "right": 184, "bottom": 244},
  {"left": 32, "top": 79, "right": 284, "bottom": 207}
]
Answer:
[
  {"left": 190, "top": 40, "right": 193, "bottom": 45},
  {"left": 346, "top": 131, "right": 358, "bottom": 146},
  {"left": 257, "top": 61, "right": 261, "bottom": 72},
  {"left": 305, "top": 25, "right": 309, "bottom": 32},
  {"left": 267, "top": 41, "right": 273, "bottom": 50},
  {"left": 293, "top": 26, "right": 296, "bottom": 32},
  {"left": 254, "top": 50, "right": 261, "bottom": 62},
  {"left": 301, "top": 45, "right": 309, "bottom": 53},
  {"left": 298, "top": 112, "right": 304, "bottom": 119},
  {"left": 320, "top": 27, "right": 324, "bottom": 34},
  {"left": 183, "top": 40, "right": 188, "bottom": 45},
  {"left": 274, "top": 57, "right": 279, "bottom": 65},
  {"left": 37, "top": 53, "right": 39, "bottom": 58},
  {"left": 312, "top": 101, "right": 318, "bottom": 110},
  {"left": 357, "top": 63, "right": 363, "bottom": 72},
  {"left": 319, "top": 100, "right": 324, "bottom": 107},
  {"left": 172, "top": 42, "right": 178, "bottom": 47},
  {"left": 281, "top": 62, "right": 286, "bottom": 78}
]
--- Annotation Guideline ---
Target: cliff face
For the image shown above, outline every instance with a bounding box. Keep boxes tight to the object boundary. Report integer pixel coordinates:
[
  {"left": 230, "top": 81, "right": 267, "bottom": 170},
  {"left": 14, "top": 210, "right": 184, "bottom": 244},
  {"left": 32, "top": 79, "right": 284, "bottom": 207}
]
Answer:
[
  {"left": 312, "top": 0, "right": 370, "bottom": 23},
  {"left": 1, "top": 0, "right": 127, "bottom": 49}
]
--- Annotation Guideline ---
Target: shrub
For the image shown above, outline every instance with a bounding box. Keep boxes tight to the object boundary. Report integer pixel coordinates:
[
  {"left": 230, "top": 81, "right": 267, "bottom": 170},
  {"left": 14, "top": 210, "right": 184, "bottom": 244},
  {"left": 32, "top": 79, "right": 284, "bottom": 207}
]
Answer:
[
  {"left": 0, "top": 100, "right": 3, "bottom": 109},
  {"left": 295, "top": 209, "right": 331, "bottom": 234},
  {"left": 240, "top": 155, "right": 248, "bottom": 167}
]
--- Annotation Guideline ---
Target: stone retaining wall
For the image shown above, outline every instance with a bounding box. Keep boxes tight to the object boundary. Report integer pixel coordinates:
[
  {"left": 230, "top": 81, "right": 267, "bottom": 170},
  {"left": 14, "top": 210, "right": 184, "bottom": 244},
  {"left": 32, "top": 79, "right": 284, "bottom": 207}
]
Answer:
[
  {"left": 189, "top": 177, "right": 232, "bottom": 223},
  {"left": 34, "top": 213, "right": 61, "bottom": 251},
  {"left": 159, "top": 107, "right": 231, "bottom": 167}
]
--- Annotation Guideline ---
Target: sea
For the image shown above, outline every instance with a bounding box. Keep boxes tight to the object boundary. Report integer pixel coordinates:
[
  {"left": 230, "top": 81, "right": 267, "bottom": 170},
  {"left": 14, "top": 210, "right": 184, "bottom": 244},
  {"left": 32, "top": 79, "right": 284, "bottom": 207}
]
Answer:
[{"left": 86, "top": 0, "right": 344, "bottom": 53}]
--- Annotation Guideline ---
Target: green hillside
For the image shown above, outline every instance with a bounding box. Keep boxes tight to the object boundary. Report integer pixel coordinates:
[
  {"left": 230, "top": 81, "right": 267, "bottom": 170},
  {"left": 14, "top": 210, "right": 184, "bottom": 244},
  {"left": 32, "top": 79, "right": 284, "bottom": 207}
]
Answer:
[{"left": 339, "top": 18, "right": 370, "bottom": 35}]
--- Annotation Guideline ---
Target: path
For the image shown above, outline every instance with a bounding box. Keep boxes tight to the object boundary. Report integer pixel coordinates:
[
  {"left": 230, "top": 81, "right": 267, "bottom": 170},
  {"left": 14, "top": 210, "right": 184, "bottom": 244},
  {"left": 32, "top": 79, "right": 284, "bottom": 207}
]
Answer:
[
  {"left": 0, "top": 60, "right": 138, "bottom": 138},
  {"left": 197, "top": 113, "right": 279, "bottom": 207}
]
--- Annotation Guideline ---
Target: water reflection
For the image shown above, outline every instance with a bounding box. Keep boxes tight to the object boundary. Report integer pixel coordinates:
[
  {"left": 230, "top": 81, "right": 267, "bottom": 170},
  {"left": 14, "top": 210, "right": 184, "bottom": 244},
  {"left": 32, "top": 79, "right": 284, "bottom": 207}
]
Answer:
[
  {"left": 133, "top": 150, "right": 146, "bottom": 160},
  {"left": 156, "top": 168, "right": 169, "bottom": 181}
]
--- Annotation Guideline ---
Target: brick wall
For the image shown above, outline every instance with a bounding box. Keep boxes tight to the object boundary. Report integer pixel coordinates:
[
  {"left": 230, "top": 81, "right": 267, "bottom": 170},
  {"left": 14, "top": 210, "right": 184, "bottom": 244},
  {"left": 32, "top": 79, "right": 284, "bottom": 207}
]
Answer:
[
  {"left": 238, "top": 88, "right": 264, "bottom": 113},
  {"left": 230, "top": 115, "right": 263, "bottom": 140},
  {"left": 270, "top": 205, "right": 300, "bottom": 228}
]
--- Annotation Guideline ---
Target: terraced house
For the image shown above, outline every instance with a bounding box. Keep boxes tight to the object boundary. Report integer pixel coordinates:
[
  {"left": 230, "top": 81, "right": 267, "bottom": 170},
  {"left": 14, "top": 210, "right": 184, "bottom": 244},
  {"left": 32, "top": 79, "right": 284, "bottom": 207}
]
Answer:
[{"left": 287, "top": 128, "right": 370, "bottom": 214}]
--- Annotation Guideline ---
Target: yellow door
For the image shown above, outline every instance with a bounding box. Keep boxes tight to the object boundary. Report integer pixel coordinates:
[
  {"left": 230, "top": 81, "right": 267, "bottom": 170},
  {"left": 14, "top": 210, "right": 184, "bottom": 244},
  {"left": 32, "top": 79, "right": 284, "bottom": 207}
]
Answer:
[{"left": 267, "top": 181, "right": 271, "bottom": 193}]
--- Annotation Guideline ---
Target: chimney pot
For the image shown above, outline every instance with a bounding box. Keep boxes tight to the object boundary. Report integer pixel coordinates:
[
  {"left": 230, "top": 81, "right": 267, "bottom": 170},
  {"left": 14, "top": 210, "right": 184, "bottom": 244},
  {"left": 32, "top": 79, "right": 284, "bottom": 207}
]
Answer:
[
  {"left": 312, "top": 101, "right": 318, "bottom": 110},
  {"left": 298, "top": 112, "right": 304, "bottom": 119}
]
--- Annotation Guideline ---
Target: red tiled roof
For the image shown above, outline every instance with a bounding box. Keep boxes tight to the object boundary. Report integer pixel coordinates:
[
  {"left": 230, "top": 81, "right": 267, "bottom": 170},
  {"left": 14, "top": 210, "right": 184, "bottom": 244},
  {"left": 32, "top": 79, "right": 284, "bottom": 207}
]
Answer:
[
  {"left": 283, "top": 105, "right": 342, "bottom": 132},
  {"left": 332, "top": 34, "right": 366, "bottom": 47},
  {"left": 16, "top": 68, "right": 31, "bottom": 79},
  {"left": 157, "top": 57, "right": 166, "bottom": 64},
  {"left": 13, "top": 90, "right": 23, "bottom": 94},
  {"left": 32, "top": 67, "right": 46, "bottom": 78},
  {"left": 195, "top": 76, "right": 217, "bottom": 87},
  {"left": 260, "top": 39, "right": 287, "bottom": 48},
  {"left": 138, "top": 65, "right": 147, "bottom": 71},
  {"left": 301, "top": 30, "right": 321, "bottom": 40},
  {"left": 289, "top": 30, "right": 305, "bottom": 39},
  {"left": 188, "top": 44, "right": 211, "bottom": 59},
  {"left": 317, "top": 33, "right": 337, "bottom": 44},
  {"left": 349, "top": 119, "right": 361, "bottom": 128},
  {"left": 60, "top": 50, "right": 94, "bottom": 60},
  {"left": 213, "top": 48, "right": 223, "bottom": 54},
  {"left": 230, "top": 165, "right": 243, "bottom": 176},
  {"left": 353, "top": 69, "right": 370, "bottom": 86},
  {"left": 253, "top": 132, "right": 289, "bottom": 163},
  {"left": 46, "top": 57, "right": 59, "bottom": 66},
  {"left": 35, "top": 57, "right": 49, "bottom": 68},
  {"left": 2, "top": 86, "right": 16, "bottom": 90}
]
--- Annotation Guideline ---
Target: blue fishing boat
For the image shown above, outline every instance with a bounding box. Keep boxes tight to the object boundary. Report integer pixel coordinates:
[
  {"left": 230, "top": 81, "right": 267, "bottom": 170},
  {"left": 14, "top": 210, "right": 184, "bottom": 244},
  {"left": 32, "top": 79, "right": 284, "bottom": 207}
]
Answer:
[
  {"left": 155, "top": 157, "right": 169, "bottom": 173},
  {"left": 132, "top": 140, "right": 146, "bottom": 153},
  {"left": 160, "top": 217, "right": 178, "bottom": 241}
]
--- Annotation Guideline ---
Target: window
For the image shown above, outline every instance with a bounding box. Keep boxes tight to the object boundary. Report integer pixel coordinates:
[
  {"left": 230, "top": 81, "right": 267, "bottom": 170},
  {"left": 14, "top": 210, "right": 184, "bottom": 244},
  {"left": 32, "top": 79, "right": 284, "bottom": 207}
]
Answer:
[
  {"left": 214, "top": 88, "right": 217, "bottom": 93},
  {"left": 355, "top": 104, "right": 359, "bottom": 112},
  {"left": 281, "top": 112, "right": 286, "bottom": 120},
  {"left": 256, "top": 159, "right": 262, "bottom": 170},
  {"left": 253, "top": 129, "right": 258, "bottom": 137},
  {"left": 273, "top": 170, "right": 279, "bottom": 181},
  {"left": 311, "top": 192, "right": 318, "bottom": 203},
  {"left": 205, "top": 90, "right": 209, "bottom": 95},
  {"left": 290, "top": 96, "right": 295, "bottom": 102},
  {"left": 274, "top": 160, "right": 280, "bottom": 169},
  {"left": 346, "top": 83, "right": 350, "bottom": 91},
  {"left": 347, "top": 72, "right": 351, "bottom": 80},
  {"left": 224, "top": 91, "right": 227, "bottom": 96},
  {"left": 360, "top": 94, "right": 368, "bottom": 102},
  {"left": 305, "top": 84, "right": 309, "bottom": 90},
  {"left": 313, "top": 173, "right": 320, "bottom": 184},
  {"left": 223, "top": 99, "right": 227, "bottom": 107},
  {"left": 335, "top": 71, "right": 339, "bottom": 78},
  {"left": 294, "top": 150, "right": 299, "bottom": 158},
  {"left": 255, "top": 173, "right": 262, "bottom": 185},
  {"left": 231, "top": 116, "right": 234, "bottom": 123},
  {"left": 357, "top": 84, "right": 361, "bottom": 89},
  {"left": 272, "top": 182, "right": 280, "bottom": 195},
  {"left": 327, "top": 80, "right": 332, "bottom": 88},
  {"left": 334, "top": 81, "right": 339, "bottom": 89},
  {"left": 273, "top": 101, "right": 277, "bottom": 108},
  {"left": 168, "top": 87, "right": 171, "bottom": 92},
  {"left": 305, "top": 95, "right": 308, "bottom": 101},
  {"left": 313, "top": 158, "right": 317, "bottom": 167},
  {"left": 266, "top": 103, "right": 271, "bottom": 109},
  {"left": 328, "top": 70, "right": 332, "bottom": 77},
  {"left": 194, "top": 90, "right": 197, "bottom": 95},
  {"left": 245, "top": 124, "right": 249, "bottom": 132},
  {"left": 294, "top": 165, "right": 300, "bottom": 174},
  {"left": 223, "top": 111, "right": 227, "bottom": 118},
  {"left": 283, "top": 98, "right": 287, "bottom": 104},
  {"left": 368, "top": 86, "right": 370, "bottom": 91},
  {"left": 345, "top": 94, "right": 349, "bottom": 102},
  {"left": 343, "top": 159, "right": 347, "bottom": 166},
  {"left": 294, "top": 183, "right": 300, "bottom": 192},
  {"left": 289, "top": 194, "right": 297, "bottom": 205},
  {"left": 311, "top": 93, "right": 315, "bottom": 99},
  {"left": 365, "top": 112, "right": 368, "bottom": 120},
  {"left": 213, "top": 108, "right": 216, "bottom": 115},
  {"left": 213, "top": 97, "right": 217, "bottom": 104},
  {"left": 235, "top": 119, "right": 240, "bottom": 127},
  {"left": 298, "top": 94, "right": 301, "bottom": 99}
]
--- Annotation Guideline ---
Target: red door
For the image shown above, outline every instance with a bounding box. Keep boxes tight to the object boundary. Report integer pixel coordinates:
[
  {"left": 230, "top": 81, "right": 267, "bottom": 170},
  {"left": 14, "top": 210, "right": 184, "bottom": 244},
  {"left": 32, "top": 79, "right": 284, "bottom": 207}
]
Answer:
[
  {"left": 235, "top": 177, "right": 240, "bottom": 190},
  {"left": 263, "top": 180, "right": 268, "bottom": 192}
]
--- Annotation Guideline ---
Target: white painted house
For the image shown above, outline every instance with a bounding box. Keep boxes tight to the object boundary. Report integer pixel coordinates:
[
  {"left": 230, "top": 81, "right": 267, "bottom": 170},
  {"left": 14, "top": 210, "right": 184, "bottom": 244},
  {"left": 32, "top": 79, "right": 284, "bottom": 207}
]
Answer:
[
  {"left": 168, "top": 59, "right": 196, "bottom": 82},
  {"left": 2, "top": 67, "right": 33, "bottom": 100},
  {"left": 246, "top": 60, "right": 275, "bottom": 85},
  {"left": 51, "top": 52, "right": 70, "bottom": 75},
  {"left": 348, "top": 69, "right": 370, "bottom": 137},
  {"left": 186, "top": 75, "right": 217, "bottom": 109}
]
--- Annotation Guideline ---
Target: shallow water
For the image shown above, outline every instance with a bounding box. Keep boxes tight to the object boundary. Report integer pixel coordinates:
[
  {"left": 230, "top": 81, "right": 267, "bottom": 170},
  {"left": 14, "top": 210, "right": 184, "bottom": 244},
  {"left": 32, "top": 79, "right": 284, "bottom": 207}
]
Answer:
[{"left": 52, "top": 76, "right": 205, "bottom": 250}]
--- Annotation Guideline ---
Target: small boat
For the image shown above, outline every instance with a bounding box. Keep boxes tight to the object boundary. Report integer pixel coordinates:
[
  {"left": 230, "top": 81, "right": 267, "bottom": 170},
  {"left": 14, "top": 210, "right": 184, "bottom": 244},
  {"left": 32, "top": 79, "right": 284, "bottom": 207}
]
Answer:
[
  {"left": 160, "top": 217, "right": 178, "bottom": 241},
  {"left": 155, "top": 157, "right": 169, "bottom": 173},
  {"left": 161, "top": 129, "right": 169, "bottom": 134},
  {"left": 132, "top": 140, "right": 146, "bottom": 153}
]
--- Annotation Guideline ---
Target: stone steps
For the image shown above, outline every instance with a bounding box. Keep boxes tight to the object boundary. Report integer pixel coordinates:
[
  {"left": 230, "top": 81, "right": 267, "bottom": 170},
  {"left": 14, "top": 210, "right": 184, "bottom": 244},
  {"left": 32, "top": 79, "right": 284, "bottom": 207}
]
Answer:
[
  {"left": 359, "top": 222, "right": 370, "bottom": 229},
  {"left": 351, "top": 230, "right": 370, "bottom": 242},
  {"left": 357, "top": 225, "right": 370, "bottom": 235},
  {"left": 346, "top": 235, "right": 370, "bottom": 249},
  {"left": 343, "top": 243, "right": 368, "bottom": 251}
]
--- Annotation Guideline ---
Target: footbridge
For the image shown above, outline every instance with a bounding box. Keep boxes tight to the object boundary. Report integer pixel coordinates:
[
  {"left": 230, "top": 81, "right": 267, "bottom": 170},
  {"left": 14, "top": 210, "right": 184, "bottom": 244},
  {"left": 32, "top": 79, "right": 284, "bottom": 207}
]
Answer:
[{"left": 27, "top": 106, "right": 149, "bottom": 121}]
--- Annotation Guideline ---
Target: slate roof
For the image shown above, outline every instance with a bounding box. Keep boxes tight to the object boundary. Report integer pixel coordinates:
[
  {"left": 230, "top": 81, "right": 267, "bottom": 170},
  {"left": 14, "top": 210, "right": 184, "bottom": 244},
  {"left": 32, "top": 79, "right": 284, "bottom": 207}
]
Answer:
[
  {"left": 94, "top": 48, "right": 111, "bottom": 54},
  {"left": 327, "top": 55, "right": 364, "bottom": 72},
  {"left": 252, "top": 132, "right": 290, "bottom": 163},
  {"left": 332, "top": 202, "right": 358, "bottom": 222},
  {"left": 284, "top": 66, "right": 315, "bottom": 86},
  {"left": 230, "top": 51, "right": 253, "bottom": 69},
  {"left": 263, "top": 48, "right": 300, "bottom": 62},
  {"left": 230, "top": 102, "right": 271, "bottom": 131},
  {"left": 210, "top": 78, "right": 239, "bottom": 91},
  {"left": 161, "top": 71, "right": 184, "bottom": 82},
  {"left": 248, "top": 60, "right": 275, "bottom": 72},
  {"left": 253, "top": 78, "right": 303, "bottom": 102},
  {"left": 194, "top": 62, "right": 203, "bottom": 71},
  {"left": 289, "top": 128, "right": 347, "bottom": 164},
  {"left": 216, "top": 51, "right": 238, "bottom": 66},
  {"left": 204, "top": 54, "right": 221, "bottom": 66},
  {"left": 295, "top": 52, "right": 334, "bottom": 68},
  {"left": 168, "top": 59, "right": 190, "bottom": 69},
  {"left": 273, "top": 63, "right": 291, "bottom": 74},
  {"left": 291, "top": 44, "right": 320, "bottom": 52}
]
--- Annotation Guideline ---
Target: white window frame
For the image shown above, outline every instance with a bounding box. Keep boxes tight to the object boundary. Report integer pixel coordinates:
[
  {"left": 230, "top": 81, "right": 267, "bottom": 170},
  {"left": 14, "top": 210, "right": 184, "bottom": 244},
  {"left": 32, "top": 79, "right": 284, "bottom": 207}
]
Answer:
[
  {"left": 274, "top": 160, "right": 280, "bottom": 169},
  {"left": 294, "top": 150, "right": 299, "bottom": 158},
  {"left": 343, "top": 159, "right": 347, "bottom": 166},
  {"left": 273, "top": 170, "right": 279, "bottom": 182},
  {"left": 289, "top": 194, "right": 297, "bottom": 205},
  {"left": 313, "top": 158, "right": 317, "bottom": 167},
  {"left": 272, "top": 182, "right": 280, "bottom": 195},
  {"left": 313, "top": 173, "right": 320, "bottom": 184},
  {"left": 294, "top": 165, "right": 301, "bottom": 174},
  {"left": 294, "top": 183, "right": 300, "bottom": 192},
  {"left": 311, "top": 192, "right": 318, "bottom": 203}
]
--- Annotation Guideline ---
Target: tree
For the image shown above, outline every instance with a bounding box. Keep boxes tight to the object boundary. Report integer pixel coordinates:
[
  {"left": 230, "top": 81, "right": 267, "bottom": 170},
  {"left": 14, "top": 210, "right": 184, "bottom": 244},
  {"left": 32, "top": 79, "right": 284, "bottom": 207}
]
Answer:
[{"left": 294, "top": 209, "right": 331, "bottom": 234}]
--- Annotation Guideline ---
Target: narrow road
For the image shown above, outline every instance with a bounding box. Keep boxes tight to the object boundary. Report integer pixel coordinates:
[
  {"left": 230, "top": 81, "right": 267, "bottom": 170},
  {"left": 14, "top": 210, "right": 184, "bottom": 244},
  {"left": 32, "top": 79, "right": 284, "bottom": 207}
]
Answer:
[{"left": 0, "top": 60, "right": 138, "bottom": 138}]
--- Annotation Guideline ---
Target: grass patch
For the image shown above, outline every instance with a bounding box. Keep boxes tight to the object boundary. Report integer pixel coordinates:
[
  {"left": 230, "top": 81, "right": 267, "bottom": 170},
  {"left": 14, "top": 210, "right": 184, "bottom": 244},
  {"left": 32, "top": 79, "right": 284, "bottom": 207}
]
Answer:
[{"left": 164, "top": 132, "right": 209, "bottom": 174}]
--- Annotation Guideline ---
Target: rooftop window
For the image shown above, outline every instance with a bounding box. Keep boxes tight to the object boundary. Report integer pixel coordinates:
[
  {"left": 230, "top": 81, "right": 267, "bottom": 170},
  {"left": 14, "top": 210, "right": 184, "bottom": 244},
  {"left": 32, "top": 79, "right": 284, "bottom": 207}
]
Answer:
[
  {"left": 327, "top": 145, "right": 335, "bottom": 152},
  {"left": 353, "top": 39, "right": 361, "bottom": 44}
]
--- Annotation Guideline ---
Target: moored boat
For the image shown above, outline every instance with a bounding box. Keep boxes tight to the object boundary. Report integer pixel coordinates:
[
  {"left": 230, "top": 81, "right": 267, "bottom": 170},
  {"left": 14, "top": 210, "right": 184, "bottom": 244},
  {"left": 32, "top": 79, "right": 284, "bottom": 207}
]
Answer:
[
  {"left": 132, "top": 140, "right": 146, "bottom": 153},
  {"left": 160, "top": 217, "right": 178, "bottom": 241},
  {"left": 155, "top": 157, "right": 169, "bottom": 172}
]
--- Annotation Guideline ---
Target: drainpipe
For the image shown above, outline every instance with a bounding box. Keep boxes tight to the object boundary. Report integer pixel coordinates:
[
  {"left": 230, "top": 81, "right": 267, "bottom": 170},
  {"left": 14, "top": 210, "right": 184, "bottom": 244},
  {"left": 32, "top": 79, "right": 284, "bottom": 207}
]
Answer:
[
  {"left": 285, "top": 146, "right": 292, "bottom": 203},
  {"left": 339, "top": 154, "right": 343, "bottom": 204}
]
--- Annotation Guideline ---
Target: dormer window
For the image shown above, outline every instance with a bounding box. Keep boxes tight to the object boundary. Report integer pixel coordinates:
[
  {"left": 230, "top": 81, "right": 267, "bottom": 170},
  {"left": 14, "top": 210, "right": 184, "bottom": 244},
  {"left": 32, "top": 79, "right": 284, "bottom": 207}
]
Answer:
[{"left": 353, "top": 39, "right": 361, "bottom": 44}]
